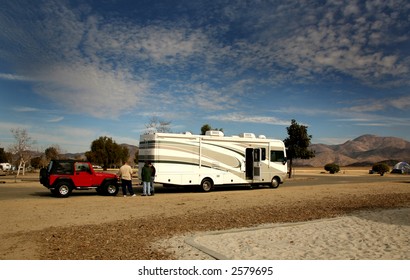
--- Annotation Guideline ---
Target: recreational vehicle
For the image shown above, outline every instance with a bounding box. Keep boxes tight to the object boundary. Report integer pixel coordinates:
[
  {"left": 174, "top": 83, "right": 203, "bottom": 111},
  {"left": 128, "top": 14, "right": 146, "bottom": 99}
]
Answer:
[{"left": 138, "top": 131, "right": 287, "bottom": 192}]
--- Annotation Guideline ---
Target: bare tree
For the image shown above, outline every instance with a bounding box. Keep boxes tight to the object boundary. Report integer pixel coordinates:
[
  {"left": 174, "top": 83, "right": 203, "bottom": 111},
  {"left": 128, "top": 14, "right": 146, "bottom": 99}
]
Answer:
[
  {"left": 145, "top": 116, "right": 172, "bottom": 134},
  {"left": 9, "top": 128, "right": 36, "bottom": 176}
]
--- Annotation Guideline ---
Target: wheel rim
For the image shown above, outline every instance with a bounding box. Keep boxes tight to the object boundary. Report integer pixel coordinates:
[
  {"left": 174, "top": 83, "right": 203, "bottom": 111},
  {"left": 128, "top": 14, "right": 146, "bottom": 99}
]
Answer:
[
  {"left": 271, "top": 178, "right": 279, "bottom": 188},
  {"left": 107, "top": 184, "right": 117, "bottom": 194},
  {"left": 59, "top": 185, "right": 70, "bottom": 195},
  {"left": 202, "top": 180, "right": 212, "bottom": 191}
]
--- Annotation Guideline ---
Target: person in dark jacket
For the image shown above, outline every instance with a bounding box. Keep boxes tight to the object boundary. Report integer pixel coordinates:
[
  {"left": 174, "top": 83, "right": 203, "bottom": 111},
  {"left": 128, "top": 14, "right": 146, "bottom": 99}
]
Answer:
[
  {"left": 141, "top": 161, "right": 152, "bottom": 196},
  {"left": 149, "top": 162, "right": 156, "bottom": 196}
]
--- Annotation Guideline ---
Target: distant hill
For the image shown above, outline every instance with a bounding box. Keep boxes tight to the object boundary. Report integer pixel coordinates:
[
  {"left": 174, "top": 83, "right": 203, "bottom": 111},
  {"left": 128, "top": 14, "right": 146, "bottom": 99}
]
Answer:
[
  {"left": 58, "top": 134, "right": 410, "bottom": 168},
  {"left": 295, "top": 134, "right": 410, "bottom": 167},
  {"left": 120, "top": 143, "right": 139, "bottom": 164},
  {"left": 60, "top": 143, "right": 139, "bottom": 163}
]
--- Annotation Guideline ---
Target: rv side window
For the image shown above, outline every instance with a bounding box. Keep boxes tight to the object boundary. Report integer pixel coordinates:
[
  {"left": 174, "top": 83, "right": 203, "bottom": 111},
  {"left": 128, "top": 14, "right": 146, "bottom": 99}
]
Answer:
[
  {"left": 270, "top": 150, "right": 285, "bottom": 162},
  {"left": 261, "top": 148, "right": 266, "bottom": 160},
  {"left": 254, "top": 149, "right": 260, "bottom": 161}
]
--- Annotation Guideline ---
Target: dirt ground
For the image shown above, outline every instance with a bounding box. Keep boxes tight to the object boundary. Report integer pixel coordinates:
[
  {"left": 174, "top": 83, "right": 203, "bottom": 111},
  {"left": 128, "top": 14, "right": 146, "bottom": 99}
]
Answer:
[{"left": 0, "top": 168, "right": 409, "bottom": 260}]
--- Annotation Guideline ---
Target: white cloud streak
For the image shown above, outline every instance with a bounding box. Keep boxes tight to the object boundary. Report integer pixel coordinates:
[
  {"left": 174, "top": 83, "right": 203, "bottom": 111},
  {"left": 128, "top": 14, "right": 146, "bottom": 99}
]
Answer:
[
  {"left": 13, "top": 107, "right": 39, "bottom": 112},
  {"left": 46, "top": 117, "right": 64, "bottom": 123},
  {"left": 208, "top": 113, "right": 289, "bottom": 126},
  {"left": 0, "top": 0, "right": 409, "bottom": 122}
]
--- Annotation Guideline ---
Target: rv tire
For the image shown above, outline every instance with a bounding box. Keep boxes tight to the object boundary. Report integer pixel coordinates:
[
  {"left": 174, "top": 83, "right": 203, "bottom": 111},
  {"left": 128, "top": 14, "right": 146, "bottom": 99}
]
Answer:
[
  {"left": 200, "top": 178, "right": 213, "bottom": 192},
  {"left": 270, "top": 177, "right": 280, "bottom": 189}
]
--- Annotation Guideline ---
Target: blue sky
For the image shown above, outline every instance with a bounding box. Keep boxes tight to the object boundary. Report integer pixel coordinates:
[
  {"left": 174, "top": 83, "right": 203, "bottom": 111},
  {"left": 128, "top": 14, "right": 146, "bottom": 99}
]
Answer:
[{"left": 0, "top": 0, "right": 409, "bottom": 153}]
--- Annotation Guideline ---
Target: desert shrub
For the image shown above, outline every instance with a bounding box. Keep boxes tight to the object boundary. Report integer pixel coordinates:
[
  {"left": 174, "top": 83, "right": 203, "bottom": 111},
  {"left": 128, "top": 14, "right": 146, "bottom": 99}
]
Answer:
[
  {"left": 324, "top": 163, "right": 340, "bottom": 174},
  {"left": 372, "top": 163, "right": 390, "bottom": 176}
]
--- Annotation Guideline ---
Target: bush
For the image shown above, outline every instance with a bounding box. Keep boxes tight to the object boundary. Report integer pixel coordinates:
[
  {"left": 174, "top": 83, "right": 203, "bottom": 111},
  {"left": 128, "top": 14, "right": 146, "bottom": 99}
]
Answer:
[
  {"left": 372, "top": 163, "right": 390, "bottom": 176},
  {"left": 324, "top": 163, "right": 340, "bottom": 174}
]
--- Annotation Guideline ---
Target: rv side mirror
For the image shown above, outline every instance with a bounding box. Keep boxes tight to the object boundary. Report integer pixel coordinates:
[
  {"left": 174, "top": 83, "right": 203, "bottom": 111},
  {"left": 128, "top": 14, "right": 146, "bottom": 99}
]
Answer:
[{"left": 282, "top": 158, "right": 287, "bottom": 165}]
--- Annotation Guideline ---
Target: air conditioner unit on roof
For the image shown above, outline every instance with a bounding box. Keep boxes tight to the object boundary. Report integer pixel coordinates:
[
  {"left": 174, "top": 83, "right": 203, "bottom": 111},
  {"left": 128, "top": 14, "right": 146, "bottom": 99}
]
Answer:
[
  {"left": 205, "top": 130, "right": 224, "bottom": 137},
  {"left": 239, "top": 133, "right": 256, "bottom": 138}
]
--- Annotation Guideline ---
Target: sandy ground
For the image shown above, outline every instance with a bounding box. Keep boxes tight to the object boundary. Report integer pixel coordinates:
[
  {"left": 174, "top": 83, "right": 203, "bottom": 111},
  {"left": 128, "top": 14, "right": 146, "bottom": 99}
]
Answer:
[
  {"left": 157, "top": 208, "right": 409, "bottom": 260},
  {"left": 0, "top": 168, "right": 409, "bottom": 260}
]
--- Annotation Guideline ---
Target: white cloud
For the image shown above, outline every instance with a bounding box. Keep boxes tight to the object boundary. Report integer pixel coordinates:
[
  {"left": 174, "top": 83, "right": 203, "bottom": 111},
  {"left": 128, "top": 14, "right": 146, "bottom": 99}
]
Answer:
[
  {"left": 0, "top": 0, "right": 409, "bottom": 124},
  {"left": 13, "top": 106, "right": 39, "bottom": 112},
  {"left": 33, "top": 63, "right": 149, "bottom": 118},
  {"left": 346, "top": 103, "right": 386, "bottom": 113},
  {"left": 208, "top": 113, "right": 289, "bottom": 126},
  {"left": 31, "top": 126, "right": 98, "bottom": 152},
  {"left": 236, "top": 0, "right": 410, "bottom": 86},
  {"left": 343, "top": 1, "right": 360, "bottom": 16},
  {"left": 389, "top": 95, "right": 410, "bottom": 110},
  {"left": 46, "top": 117, "right": 64, "bottom": 123},
  {"left": 0, "top": 73, "right": 35, "bottom": 81}
]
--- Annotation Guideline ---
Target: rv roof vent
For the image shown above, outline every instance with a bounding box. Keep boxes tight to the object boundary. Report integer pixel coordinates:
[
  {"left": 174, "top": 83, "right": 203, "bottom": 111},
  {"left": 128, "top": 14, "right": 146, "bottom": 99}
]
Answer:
[
  {"left": 205, "top": 130, "right": 224, "bottom": 137},
  {"left": 239, "top": 133, "right": 256, "bottom": 138},
  {"left": 183, "top": 131, "right": 192, "bottom": 135},
  {"left": 258, "top": 135, "right": 266, "bottom": 139}
]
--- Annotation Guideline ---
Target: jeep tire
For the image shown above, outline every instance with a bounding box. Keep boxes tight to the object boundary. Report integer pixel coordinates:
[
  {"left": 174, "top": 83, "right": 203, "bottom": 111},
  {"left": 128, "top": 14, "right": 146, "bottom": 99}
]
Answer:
[
  {"left": 54, "top": 181, "right": 73, "bottom": 198},
  {"left": 103, "top": 181, "right": 119, "bottom": 196}
]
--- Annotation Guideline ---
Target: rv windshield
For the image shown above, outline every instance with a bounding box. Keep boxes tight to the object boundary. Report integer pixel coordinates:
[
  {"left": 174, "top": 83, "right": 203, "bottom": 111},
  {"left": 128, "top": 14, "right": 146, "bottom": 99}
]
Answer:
[{"left": 270, "top": 150, "right": 285, "bottom": 162}]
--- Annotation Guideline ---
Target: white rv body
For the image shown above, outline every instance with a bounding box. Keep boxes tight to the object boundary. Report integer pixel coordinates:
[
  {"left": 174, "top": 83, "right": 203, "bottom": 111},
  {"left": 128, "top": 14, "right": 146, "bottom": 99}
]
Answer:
[
  {"left": 0, "top": 163, "right": 11, "bottom": 171},
  {"left": 138, "top": 131, "right": 287, "bottom": 191}
]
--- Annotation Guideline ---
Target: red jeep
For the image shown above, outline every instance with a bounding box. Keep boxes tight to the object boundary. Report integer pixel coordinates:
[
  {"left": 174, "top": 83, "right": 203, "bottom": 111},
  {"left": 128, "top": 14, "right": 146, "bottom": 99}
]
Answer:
[{"left": 40, "top": 160, "right": 120, "bottom": 198}]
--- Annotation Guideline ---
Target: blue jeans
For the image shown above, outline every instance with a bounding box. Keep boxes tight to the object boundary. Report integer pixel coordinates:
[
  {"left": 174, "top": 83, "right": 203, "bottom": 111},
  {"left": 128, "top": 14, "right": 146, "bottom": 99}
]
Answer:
[
  {"left": 143, "top": 181, "right": 151, "bottom": 195},
  {"left": 150, "top": 176, "right": 155, "bottom": 193},
  {"left": 121, "top": 179, "right": 134, "bottom": 195}
]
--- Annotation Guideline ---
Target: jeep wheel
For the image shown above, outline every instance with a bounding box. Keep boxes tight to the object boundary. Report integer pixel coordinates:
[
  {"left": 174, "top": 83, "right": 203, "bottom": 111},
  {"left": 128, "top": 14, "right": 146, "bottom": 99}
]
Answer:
[
  {"left": 104, "top": 181, "right": 119, "bottom": 196},
  {"left": 54, "top": 181, "right": 72, "bottom": 198}
]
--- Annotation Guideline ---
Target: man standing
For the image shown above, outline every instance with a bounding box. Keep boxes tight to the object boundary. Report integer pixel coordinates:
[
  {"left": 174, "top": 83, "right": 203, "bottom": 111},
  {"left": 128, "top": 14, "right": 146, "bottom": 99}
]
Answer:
[
  {"left": 118, "top": 160, "right": 135, "bottom": 197},
  {"left": 141, "top": 161, "right": 152, "bottom": 196},
  {"left": 150, "top": 162, "right": 156, "bottom": 196}
]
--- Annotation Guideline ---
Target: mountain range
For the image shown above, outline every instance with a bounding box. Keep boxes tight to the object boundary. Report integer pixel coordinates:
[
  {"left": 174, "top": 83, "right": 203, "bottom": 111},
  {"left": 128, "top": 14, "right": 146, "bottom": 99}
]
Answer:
[
  {"left": 295, "top": 134, "right": 410, "bottom": 167},
  {"left": 60, "top": 134, "right": 410, "bottom": 168}
]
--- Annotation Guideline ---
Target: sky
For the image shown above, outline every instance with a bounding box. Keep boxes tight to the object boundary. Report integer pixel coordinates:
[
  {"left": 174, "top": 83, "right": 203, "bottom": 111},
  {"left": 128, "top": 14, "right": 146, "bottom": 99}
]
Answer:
[{"left": 0, "top": 0, "right": 409, "bottom": 153}]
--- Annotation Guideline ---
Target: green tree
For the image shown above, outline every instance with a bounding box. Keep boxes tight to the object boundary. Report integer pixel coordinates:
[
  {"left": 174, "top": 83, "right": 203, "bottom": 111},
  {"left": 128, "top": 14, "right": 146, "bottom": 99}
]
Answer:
[
  {"left": 0, "top": 147, "right": 9, "bottom": 163},
  {"left": 372, "top": 162, "right": 390, "bottom": 176},
  {"left": 200, "top": 124, "right": 223, "bottom": 135},
  {"left": 120, "top": 145, "right": 130, "bottom": 164},
  {"left": 45, "top": 145, "right": 61, "bottom": 160},
  {"left": 284, "top": 119, "right": 315, "bottom": 178},
  {"left": 324, "top": 163, "right": 340, "bottom": 174},
  {"left": 85, "top": 136, "right": 129, "bottom": 170},
  {"left": 30, "top": 156, "right": 42, "bottom": 169}
]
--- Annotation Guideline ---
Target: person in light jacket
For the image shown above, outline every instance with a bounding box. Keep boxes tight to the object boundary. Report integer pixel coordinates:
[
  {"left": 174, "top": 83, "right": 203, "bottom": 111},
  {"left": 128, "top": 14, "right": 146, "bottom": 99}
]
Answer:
[{"left": 117, "top": 160, "right": 135, "bottom": 197}]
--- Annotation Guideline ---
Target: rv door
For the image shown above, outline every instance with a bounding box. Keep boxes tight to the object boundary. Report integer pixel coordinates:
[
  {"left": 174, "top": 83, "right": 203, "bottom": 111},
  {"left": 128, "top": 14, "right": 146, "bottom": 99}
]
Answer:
[
  {"left": 245, "top": 148, "right": 261, "bottom": 181},
  {"left": 253, "top": 148, "right": 261, "bottom": 181}
]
